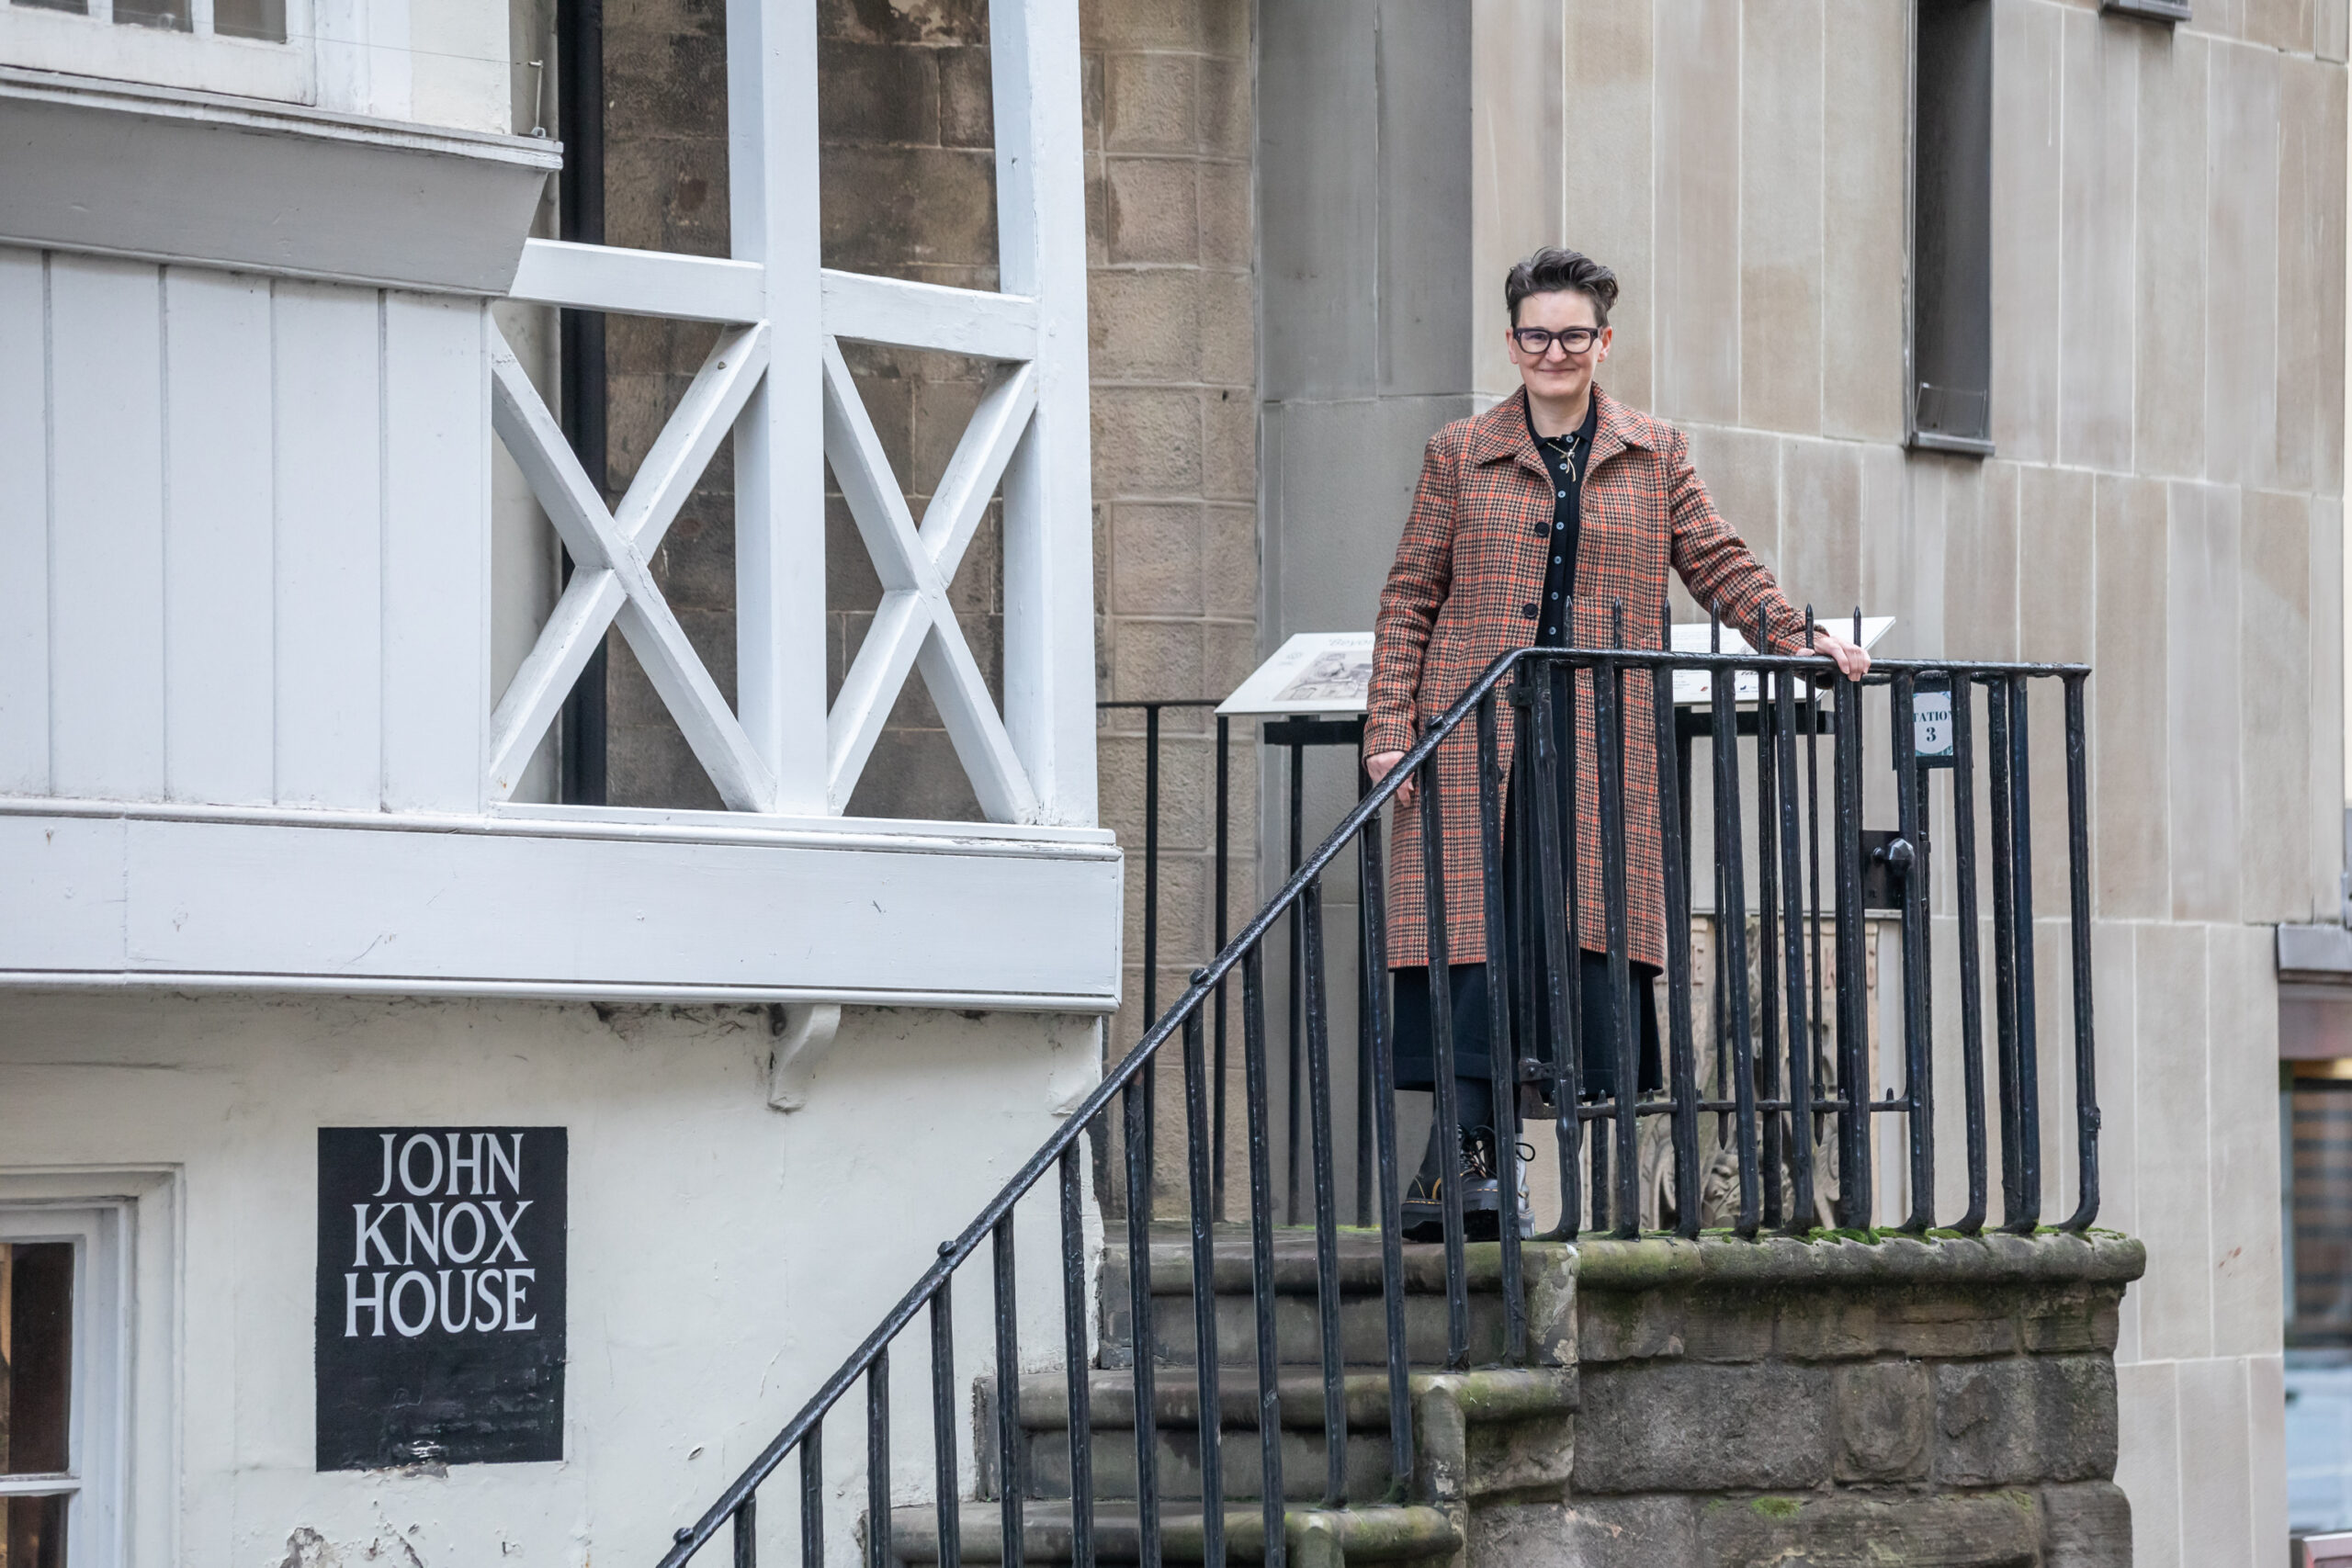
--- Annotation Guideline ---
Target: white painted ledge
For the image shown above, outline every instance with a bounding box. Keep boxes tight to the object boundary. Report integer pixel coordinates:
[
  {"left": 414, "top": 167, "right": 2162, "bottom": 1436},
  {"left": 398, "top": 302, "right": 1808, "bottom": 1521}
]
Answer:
[
  {"left": 0, "top": 66, "right": 560, "bottom": 292},
  {"left": 2280, "top": 922, "right": 2352, "bottom": 985},
  {"left": 0, "top": 798, "right": 1123, "bottom": 1010}
]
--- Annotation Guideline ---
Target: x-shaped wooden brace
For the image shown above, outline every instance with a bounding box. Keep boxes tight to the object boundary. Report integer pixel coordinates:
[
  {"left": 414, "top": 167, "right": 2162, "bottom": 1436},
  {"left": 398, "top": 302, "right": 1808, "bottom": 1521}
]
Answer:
[
  {"left": 489, "top": 321, "right": 1039, "bottom": 819},
  {"left": 821, "top": 337, "right": 1039, "bottom": 819},
  {"left": 488, "top": 322, "right": 778, "bottom": 810}
]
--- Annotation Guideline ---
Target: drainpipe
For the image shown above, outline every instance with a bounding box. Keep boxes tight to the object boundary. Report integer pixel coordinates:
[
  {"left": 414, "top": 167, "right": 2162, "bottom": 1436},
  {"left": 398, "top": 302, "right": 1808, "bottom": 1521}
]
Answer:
[{"left": 556, "top": 0, "right": 609, "bottom": 804}]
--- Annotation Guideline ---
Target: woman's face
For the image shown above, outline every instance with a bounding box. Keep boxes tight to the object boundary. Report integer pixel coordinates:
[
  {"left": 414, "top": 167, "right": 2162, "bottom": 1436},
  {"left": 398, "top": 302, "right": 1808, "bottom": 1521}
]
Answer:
[{"left": 1507, "top": 288, "right": 1611, "bottom": 405}]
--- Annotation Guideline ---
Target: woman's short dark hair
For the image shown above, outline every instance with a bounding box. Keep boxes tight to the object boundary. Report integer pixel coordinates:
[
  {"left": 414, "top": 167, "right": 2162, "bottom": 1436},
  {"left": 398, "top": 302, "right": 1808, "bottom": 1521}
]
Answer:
[{"left": 1506, "top": 247, "right": 1619, "bottom": 327}]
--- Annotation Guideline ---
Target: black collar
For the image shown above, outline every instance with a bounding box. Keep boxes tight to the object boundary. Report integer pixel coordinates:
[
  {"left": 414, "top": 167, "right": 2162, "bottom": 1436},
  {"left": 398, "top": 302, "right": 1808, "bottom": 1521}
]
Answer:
[{"left": 1527, "top": 398, "right": 1600, "bottom": 481}]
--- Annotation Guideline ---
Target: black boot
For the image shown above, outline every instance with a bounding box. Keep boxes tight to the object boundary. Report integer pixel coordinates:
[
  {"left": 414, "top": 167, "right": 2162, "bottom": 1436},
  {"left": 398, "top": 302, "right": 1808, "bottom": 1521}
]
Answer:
[
  {"left": 1459, "top": 1127, "right": 1504, "bottom": 1241},
  {"left": 1401, "top": 1124, "right": 1489, "bottom": 1242},
  {"left": 1400, "top": 1077, "right": 1500, "bottom": 1241}
]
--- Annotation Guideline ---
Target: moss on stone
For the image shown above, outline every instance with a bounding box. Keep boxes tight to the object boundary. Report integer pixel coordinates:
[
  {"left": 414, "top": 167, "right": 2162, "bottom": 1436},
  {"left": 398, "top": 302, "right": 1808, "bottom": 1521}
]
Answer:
[
  {"left": 1573, "top": 1230, "right": 2146, "bottom": 1294},
  {"left": 1750, "top": 1495, "right": 1804, "bottom": 1519}
]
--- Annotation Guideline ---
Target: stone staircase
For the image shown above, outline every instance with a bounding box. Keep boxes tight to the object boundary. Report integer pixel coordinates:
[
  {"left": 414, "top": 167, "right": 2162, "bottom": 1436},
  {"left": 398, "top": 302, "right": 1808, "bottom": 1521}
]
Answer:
[
  {"left": 880, "top": 1226, "right": 2144, "bottom": 1568},
  {"left": 886, "top": 1226, "right": 1577, "bottom": 1566}
]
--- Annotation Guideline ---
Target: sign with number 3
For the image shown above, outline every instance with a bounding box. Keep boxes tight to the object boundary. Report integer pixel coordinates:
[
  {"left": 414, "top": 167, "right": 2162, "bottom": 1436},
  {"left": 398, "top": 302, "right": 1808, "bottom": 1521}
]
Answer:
[{"left": 1914, "top": 685, "right": 1955, "bottom": 765}]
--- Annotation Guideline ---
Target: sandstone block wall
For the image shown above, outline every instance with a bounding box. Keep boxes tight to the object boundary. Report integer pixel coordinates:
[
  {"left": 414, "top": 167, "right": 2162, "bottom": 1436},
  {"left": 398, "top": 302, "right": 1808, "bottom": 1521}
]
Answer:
[
  {"left": 1084, "top": 0, "right": 1262, "bottom": 1057},
  {"left": 1465, "top": 1234, "right": 2143, "bottom": 1568}
]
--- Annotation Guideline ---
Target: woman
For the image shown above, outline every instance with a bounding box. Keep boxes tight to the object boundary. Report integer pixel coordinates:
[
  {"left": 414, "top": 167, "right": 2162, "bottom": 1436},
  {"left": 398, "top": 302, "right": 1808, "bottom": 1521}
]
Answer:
[{"left": 1363, "top": 247, "right": 1871, "bottom": 1239}]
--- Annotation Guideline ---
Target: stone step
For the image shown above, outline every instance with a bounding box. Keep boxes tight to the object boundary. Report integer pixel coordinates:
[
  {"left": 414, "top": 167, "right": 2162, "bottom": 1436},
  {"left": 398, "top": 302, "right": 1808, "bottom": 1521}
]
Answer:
[
  {"left": 975, "top": 1368, "right": 1579, "bottom": 1507},
  {"left": 1097, "top": 1227, "right": 1571, "bottom": 1371},
  {"left": 979, "top": 1370, "right": 1409, "bottom": 1506},
  {"left": 885, "top": 1499, "right": 1462, "bottom": 1566},
  {"left": 1021, "top": 1421, "right": 1396, "bottom": 1506}
]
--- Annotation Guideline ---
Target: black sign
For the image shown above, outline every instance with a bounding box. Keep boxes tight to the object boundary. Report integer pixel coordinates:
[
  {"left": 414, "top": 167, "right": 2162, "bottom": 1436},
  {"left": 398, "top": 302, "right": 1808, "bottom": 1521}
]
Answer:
[{"left": 315, "top": 1127, "right": 567, "bottom": 1470}]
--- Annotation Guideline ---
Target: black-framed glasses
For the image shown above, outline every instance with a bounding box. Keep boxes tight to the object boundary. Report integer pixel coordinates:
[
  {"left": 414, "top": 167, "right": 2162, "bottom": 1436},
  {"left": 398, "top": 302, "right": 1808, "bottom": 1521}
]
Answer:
[{"left": 1510, "top": 325, "right": 1600, "bottom": 357}]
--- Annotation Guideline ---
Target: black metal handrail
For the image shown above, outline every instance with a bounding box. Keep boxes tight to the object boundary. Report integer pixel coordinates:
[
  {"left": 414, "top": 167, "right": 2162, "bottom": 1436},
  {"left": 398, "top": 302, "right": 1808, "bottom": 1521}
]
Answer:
[{"left": 657, "top": 626, "right": 2099, "bottom": 1568}]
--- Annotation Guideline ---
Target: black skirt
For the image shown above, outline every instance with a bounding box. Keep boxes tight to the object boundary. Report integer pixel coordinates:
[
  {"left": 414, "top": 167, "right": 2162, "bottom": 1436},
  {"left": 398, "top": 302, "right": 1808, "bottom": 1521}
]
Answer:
[
  {"left": 1386, "top": 685, "right": 1662, "bottom": 1098},
  {"left": 1388, "top": 953, "right": 1661, "bottom": 1097}
]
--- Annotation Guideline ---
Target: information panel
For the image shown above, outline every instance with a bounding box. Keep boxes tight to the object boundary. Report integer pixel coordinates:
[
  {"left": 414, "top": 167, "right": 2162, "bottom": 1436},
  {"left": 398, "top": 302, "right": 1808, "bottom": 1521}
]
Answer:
[{"left": 315, "top": 1126, "right": 568, "bottom": 1470}]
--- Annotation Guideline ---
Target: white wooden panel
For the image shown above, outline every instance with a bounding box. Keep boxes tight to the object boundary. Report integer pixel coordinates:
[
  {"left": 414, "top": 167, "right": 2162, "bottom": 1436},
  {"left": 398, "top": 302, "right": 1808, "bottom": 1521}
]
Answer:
[
  {"left": 47, "top": 254, "right": 166, "bottom": 800},
  {"left": 820, "top": 342, "right": 1037, "bottom": 821},
  {"left": 990, "top": 0, "right": 1098, "bottom": 827},
  {"left": 509, "top": 239, "right": 767, "bottom": 323},
  {"left": 486, "top": 568, "right": 624, "bottom": 798},
  {"left": 0, "top": 814, "right": 127, "bottom": 968},
  {"left": 161, "top": 266, "right": 276, "bottom": 805},
  {"left": 489, "top": 341, "right": 780, "bottom": 811},
  {"left": 381, "top": 291, "right": 487, "bottom": 813},
  {"left": 484, "top": 321, "right": 769, "bottom": 804},
  {"left": 0, "top": 247, "right": 49, "bottom": 795},
  {"left": 728, "top": 0, "right": 829, "bottom": 813},
  {"left": 0, "top": 809, "right": 1121, "bottom": 1005},
  {"left": 920, "top": 361, "right": 1036, "bottom": 572},
  {"left": 271, "top": 280, "right": 383, "bottom": 807},
  {"left": 820, "top": 269, "right": 1039, "bottom": 361}
]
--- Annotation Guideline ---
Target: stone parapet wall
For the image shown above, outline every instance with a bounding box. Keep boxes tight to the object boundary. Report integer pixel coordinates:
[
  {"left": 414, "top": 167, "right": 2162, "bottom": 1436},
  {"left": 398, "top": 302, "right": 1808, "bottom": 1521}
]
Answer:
[{"left": 1463, "top": 1233, "right": 2144, "bottom": 1568}]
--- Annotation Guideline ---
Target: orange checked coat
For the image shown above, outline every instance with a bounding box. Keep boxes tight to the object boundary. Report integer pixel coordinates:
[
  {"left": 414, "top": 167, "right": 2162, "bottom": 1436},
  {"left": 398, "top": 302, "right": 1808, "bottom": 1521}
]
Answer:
[{"left": 1365, "top": 387, "right": 1812, "bottom": 974}]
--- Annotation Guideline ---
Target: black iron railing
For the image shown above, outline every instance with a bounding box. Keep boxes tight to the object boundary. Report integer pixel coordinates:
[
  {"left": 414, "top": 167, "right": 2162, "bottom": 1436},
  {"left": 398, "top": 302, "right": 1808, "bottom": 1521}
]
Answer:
[
  {"left": 1098, "top": 699, "right": 1376, "bottom": 1229},
  {"left": 1097, "top": 699, "right": 1235, "bottom": 1229},
  {"left": 656, "top": 625, "right": 2099, "bottom": 1568}
]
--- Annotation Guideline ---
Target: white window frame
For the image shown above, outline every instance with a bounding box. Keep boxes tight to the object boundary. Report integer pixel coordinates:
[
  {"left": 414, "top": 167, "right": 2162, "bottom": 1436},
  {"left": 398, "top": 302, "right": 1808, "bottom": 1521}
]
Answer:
[
  {"left": 0, "top": 0, "right": 312, "bottom": 102},
  {"left": 0, "top": 1170, "right": 176, "bottom": 1568}
]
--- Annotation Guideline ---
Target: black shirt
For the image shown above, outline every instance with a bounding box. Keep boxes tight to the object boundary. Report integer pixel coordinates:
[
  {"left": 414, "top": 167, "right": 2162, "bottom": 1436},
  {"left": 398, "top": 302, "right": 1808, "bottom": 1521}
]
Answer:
[{"left": 1529, "top": 397, "right": 1600, "bottom": 646}]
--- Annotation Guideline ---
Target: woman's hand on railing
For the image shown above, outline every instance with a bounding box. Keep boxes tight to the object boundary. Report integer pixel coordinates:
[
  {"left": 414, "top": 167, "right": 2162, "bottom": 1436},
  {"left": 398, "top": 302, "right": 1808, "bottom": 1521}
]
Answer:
[
  {"left": 1366, "top": 750, "right": 1414, "bottom": 806},
  {"left": 1808, "top": 625, "right": 1872, "bottom": 680}
]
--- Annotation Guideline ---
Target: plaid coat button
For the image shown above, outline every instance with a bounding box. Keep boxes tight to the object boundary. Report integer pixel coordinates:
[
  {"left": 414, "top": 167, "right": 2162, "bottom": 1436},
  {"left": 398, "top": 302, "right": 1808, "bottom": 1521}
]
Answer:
[{"left": 1521, "top": 604, "right": 1538, "bottom": 618}]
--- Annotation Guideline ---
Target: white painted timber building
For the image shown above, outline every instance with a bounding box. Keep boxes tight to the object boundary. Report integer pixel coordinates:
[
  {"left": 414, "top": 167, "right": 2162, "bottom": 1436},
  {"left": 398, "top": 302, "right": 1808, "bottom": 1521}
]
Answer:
[{"left": 0, "top": 0, "right": 1116, "bottom": 1559}]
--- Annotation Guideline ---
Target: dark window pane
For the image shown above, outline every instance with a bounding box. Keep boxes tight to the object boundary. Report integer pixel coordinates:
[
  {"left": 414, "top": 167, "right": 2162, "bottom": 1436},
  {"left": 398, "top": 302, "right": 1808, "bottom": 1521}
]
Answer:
[
  {"left": 211, "top": 0, "right": 283, "bottom": 41},
  {"left": 109, "top": 0, "right": 191, "bottom": 28},
  {"left": 2, "top": 1494, "right": 68, "bottom": 1568},
  {"left": 1912, "top": 0, "right": 1995, "bottom": 450},
  {"left": 2291, "top": 1082, "right": 2352, "bottom": 1345},
  {"left": 6, "top": 0, "right": 89, "bottom": 16},
  {"left": 2, "top": 1242, "right": 74, "bottom": 1475}
]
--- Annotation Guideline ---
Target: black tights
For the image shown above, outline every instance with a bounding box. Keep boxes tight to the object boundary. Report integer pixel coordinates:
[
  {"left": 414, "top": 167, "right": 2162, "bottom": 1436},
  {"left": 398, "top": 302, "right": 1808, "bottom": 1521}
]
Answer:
[{"left": 1414, "top": 1075, "right": 1499, "bottom": 1182}]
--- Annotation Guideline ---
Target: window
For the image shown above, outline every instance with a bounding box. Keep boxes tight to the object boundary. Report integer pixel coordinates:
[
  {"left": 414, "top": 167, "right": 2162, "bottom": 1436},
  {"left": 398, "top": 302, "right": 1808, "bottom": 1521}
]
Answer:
[
  {"left": 9, "top": 0, "right": 280, "bottom": 42},
  {"left": 0, "top": 0, "right": 306, "bottom": 103},
  {"left": 1910, "top": 0, "right": 1995, "bottom": 454},
  {"left": 0, "top": 1205, "right": 127, "bottom": 1568},
  {"left": 2290, "top": 1065, "right": 2352, "bottom": 1533}
]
